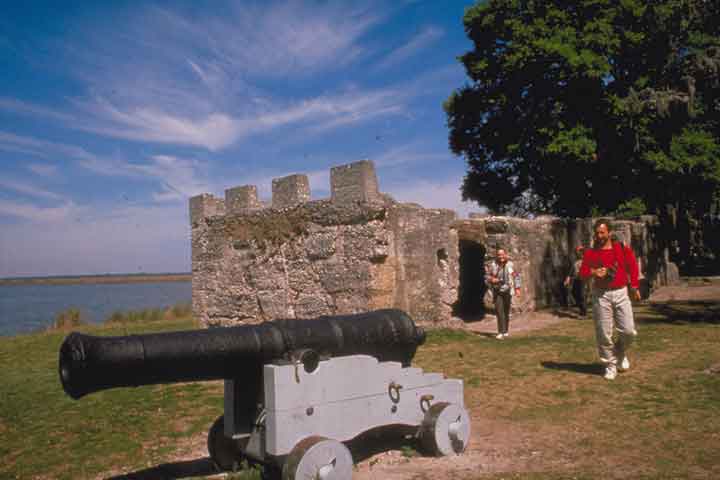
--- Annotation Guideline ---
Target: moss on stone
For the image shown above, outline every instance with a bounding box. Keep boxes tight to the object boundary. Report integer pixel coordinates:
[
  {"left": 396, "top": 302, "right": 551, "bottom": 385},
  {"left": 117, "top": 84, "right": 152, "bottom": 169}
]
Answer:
[{"left": 226, "top": 211, "right": 310, "bottom": 250}]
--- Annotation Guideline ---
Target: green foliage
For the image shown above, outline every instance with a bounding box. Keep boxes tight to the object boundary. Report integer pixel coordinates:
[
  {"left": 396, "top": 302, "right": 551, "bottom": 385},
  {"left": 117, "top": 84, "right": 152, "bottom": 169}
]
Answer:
[
  {"left": 447, "top": 0, "right": 720, "bottom": 219},
  {"left": 105, "top": 301, "right": 194, "bottom": 325},
  {"left": 612, "top": 197, "right": 647, "bottom": 218},
  {"left": 224, "top": 461, "right": 263, "bottom": 479},
  {"left": 666, "top": 128, "right": 720, "bottom": 181},
  {"left": 400, "top": 445, "right": 420, "bottom": 458},
  {"left": 106, "top": 307, "right": 164, "bottom": 324},
  {"left": 169, "top": 301, "right": 193, "bottom": 319}
]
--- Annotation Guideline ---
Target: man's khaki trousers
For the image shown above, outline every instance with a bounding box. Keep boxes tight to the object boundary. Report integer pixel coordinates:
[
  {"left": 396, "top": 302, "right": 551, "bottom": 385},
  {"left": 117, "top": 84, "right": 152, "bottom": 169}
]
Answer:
[{"left": 591, "top": 287, "right": 637, "bottom": 365}]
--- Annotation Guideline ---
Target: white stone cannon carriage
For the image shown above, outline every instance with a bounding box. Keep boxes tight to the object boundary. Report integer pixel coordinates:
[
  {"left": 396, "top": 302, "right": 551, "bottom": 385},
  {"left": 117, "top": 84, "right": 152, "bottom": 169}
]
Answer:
[
  {"left": 58, "top": 309, "right": 470, "bottom": 479},
  {"left": 214, "top": 353, "right": 470, "bottom": 479}
]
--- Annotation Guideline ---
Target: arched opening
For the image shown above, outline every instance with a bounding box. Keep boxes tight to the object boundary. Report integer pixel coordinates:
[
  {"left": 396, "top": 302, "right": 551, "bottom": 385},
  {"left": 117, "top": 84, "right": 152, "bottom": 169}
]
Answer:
[{"left": 454, "top": 239, "right": 487, "bottom": 320}]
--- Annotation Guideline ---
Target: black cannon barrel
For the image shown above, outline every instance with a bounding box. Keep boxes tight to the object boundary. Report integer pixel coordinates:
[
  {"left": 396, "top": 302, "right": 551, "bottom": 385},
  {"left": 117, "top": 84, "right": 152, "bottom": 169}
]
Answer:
[{"left": 59, "top": 308, "right": 425, "bottom": 399}]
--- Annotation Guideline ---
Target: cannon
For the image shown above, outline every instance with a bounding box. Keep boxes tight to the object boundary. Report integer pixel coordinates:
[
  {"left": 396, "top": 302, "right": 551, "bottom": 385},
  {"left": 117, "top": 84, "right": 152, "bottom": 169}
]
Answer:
[{"left": 59, "top": 309, "right": 470, "bottom": 479}]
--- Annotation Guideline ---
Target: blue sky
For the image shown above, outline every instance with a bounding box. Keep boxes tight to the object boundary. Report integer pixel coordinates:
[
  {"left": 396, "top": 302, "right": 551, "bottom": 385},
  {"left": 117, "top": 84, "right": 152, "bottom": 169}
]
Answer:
[{"left": 0, "top": 0, "right": 481, "bottom": 278}]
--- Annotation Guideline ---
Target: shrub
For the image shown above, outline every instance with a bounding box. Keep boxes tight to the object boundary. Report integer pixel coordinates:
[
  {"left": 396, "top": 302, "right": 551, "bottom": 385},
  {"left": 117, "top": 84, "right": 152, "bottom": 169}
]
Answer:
[
  {"left": 50, "top": 308, "right": 85, "bottom": 330},
  {"left": 168, "top": 302, "right": 192, "bottom": 320},
  {"left": 104, "top": 302, "right": 192, "bottom": 325}
]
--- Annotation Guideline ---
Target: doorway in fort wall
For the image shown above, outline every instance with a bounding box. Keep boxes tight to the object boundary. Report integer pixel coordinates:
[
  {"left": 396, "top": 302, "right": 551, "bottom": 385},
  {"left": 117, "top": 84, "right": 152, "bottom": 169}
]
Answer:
[{"left": 454, "top": 239, "right": 488, "bottom": 320}]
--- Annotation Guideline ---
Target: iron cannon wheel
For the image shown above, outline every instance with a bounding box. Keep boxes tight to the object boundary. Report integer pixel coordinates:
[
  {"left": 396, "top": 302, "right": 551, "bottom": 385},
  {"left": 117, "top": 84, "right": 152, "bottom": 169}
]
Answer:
[{"left": 207, "top": 414, "right": 247, "bottom": 471}]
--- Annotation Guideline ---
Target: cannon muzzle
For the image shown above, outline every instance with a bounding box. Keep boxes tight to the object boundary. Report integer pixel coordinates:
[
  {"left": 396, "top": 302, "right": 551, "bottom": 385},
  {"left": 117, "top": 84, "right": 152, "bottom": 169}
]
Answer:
[{"left": 59, "top": 309, "right": 425, "bottom": 399}]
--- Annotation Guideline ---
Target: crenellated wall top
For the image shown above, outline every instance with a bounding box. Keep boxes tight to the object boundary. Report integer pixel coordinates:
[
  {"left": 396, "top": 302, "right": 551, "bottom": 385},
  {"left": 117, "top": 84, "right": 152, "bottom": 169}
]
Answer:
[{"left": 189, "top": 160, "right": 382, "bottom": 225}]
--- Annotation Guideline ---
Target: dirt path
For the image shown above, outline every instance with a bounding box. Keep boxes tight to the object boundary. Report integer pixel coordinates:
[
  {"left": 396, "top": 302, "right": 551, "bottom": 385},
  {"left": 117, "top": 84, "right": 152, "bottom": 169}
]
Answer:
[
  {"left": 103, "top": 278, "right": 720, "bottom": 479},
  {"left": 352, "top": 278, "right": 720, "bottom": 480}
]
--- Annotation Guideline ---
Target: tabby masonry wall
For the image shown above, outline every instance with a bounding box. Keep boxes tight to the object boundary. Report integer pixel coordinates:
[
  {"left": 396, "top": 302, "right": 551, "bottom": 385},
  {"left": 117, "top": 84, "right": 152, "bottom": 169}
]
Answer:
[{"left": 190, "top": 160, "right": 679, "bottom": 327}]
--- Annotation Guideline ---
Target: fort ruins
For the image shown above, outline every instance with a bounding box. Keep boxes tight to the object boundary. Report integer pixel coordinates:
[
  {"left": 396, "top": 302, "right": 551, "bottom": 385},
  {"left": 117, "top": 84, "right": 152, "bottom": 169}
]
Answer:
[{"left": 190, "top": 160, "right": 679, "bottom": 328}]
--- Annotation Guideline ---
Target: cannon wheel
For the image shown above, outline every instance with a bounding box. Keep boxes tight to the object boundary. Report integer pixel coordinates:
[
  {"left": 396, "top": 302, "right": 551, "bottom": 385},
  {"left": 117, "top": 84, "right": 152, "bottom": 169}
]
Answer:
[
  {"left": 419, "top": 402, "right": 471, "bottom": 456},
  {"left": 282, "top": 436, "right": 353, "bottom": 480},
  {"left": 207, "top": 415, "right": 246, "bottom": 471}
]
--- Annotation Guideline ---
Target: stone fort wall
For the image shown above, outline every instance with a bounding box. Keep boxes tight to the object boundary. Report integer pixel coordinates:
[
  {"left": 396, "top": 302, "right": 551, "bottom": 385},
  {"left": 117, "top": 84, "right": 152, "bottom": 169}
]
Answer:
[
  {"left": 190, "top": 160, "right": 679, "bottom": 327},
  {"left": 190, "top": 160, "right": 458, "bottom": 327},
  {"left": 454, "top": 214, "right": 680, "bottom": 317}
]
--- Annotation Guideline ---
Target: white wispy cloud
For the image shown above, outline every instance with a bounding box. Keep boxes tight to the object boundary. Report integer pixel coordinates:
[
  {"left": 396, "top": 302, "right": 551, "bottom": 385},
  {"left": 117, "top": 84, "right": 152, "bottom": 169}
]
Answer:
[
  {"left": 135, "top": 155, "right": 212, "bottom": 202},
  {"left": 81, "top": 85, "right": 408, "bottom": 150},
  {"left": 0, "top": 98, "right": 75, "bottom": 125},
  {"left": 9, "top": 0, "right": 385, "bottom": 151},
  {"left": 265, "top": 87, "right": 408, "bottom": 134},
  {"left": 373, "top": 143, "right": 451, "bottom": 168},
  {"left": 385, "top": 178, "right": 482, "bottom": 219},
  {"left": 0, "top": 1, "right": 452, "bottom": 154},
  {"left": 0, "top": 130, "right": 96, "bottom": 162},
  {"left": 76, "top": 97, "right": 244, "bottom": 151},
  {"left": 152, "top": 1, "right": 381, "bottom": 79},
  {"left": 0, "top": 199, "right": 79, "bottom": 223},
  {"left": 0, "top": 2, "right": 453, "bottom": 159},
  {"left": 0, "top": 203, "right": 191, "bottom": 277},
  {"left": 0, "top": 178, "right": 64, "bottom": 201},
  {"left": 375, "top": 26, "right": 444, "bottom": 71},
  {"left": 75, "top": 153, "right": 212, "bottom": 202},
  {"left": 27, "top": 163, "right": 59, "bottom": 177},
  {"left": 0, "top": 131, "right": 211, "bottom": 203},
  {"left": 1, "top": 81, "right": 411, "bottom": 151}
]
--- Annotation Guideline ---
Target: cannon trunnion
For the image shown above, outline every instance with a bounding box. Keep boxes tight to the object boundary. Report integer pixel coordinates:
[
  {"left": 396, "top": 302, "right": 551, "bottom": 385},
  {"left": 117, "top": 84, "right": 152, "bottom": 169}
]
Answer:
[{"left": 58, "top": 309, "right": 470, "bottom": 479}]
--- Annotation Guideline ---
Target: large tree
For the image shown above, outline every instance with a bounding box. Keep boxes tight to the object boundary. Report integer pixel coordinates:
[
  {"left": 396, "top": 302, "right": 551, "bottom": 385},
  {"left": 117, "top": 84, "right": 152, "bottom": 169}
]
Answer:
[{"left": 446, "top": 0, "right": 720, "bottom": 230}]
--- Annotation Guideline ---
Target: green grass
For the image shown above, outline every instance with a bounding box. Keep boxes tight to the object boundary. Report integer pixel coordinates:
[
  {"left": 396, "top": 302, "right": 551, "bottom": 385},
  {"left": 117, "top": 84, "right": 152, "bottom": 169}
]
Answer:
[
  {"left": 415, "top": 303, "right": 720, "bottom": 480},
  {"left": 0, "top": 318, "right": 225, "bottom": 480},
  {"left": 104, "top": 302, "right": 192, "bottom": 325},
  {"left": 1, "top": 300, "right": 719, "bottom": 479}
]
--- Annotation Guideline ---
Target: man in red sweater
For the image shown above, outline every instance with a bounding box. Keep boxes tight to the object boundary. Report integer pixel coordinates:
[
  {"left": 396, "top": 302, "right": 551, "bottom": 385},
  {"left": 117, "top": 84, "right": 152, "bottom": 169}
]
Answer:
[{"left": 580, "top": 220, "right": 641, "bottom": 380}]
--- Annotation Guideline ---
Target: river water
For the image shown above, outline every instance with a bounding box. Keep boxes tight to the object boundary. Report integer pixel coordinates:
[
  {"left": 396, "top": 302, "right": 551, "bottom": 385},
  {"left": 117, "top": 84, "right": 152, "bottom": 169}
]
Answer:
[{"left": 0, "top": 281, "right": 191, "bottom": 336}]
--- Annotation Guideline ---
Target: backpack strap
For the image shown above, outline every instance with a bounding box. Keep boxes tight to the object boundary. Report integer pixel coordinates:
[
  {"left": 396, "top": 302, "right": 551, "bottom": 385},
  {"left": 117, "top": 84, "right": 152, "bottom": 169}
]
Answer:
[{"left": 613, "top": 241, "right": 632, "bottom": 281}]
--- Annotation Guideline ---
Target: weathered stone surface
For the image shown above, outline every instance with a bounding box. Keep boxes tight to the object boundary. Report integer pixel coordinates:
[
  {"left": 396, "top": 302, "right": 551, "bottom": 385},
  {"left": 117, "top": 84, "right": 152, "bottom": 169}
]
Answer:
[
  {"left": 189, "top": 193, "right": 225, "bottom": 226},
  {"left": 453, "top": 215, "right": 679, "bottom": 315},
  {"left": 305, "top": 233, "right": 337, "bottom": 260},
  {"left": 294, "top": 293, "right": 332, "bottom": 318},
  {"left": 257, "top": 290, "right": 290, "bottom": 319},
  {"left": 190, "top": 160, "right": 678, "bottom": 329},
  {"left": 226, "top": 185, "right": 261, "bottom": 212},
  {"left": 485, "top": 219, "right": 509, "bottom": 234},
  {"left": 331, "top": 160, "right": 381, "bottom": 204},
  {"left": 272, "top": 174, "right": 310, "bottom": 209}
]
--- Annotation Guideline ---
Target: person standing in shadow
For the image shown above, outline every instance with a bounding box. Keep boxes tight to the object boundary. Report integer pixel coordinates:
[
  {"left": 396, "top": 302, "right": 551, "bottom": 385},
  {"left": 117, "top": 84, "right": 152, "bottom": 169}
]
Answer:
[
  {"left": 486, "top": 247, "right": 522, "bottom": 339},
  {"left": 564, "top": 245, "right": 588, "bottom": 317}
]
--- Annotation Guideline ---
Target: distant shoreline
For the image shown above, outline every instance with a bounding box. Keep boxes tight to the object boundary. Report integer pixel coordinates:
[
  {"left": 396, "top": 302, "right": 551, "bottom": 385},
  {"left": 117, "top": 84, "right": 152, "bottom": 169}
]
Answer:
[{"left": 0, "top": 273, "right": 192, "bottom": 286}]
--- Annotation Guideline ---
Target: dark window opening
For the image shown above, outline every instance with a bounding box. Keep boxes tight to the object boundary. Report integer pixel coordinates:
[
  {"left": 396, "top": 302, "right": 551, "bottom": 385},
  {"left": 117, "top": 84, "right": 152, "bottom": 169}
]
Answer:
[{"left": 436, "top": 248, "right": 448, "bottom": 265}]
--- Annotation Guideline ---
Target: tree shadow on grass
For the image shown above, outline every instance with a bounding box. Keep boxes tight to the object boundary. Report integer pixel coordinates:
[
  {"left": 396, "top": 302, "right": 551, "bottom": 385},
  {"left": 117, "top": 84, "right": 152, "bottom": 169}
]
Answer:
[
  {"left": 541, "top": 361, "right": 604, "bottom": 376},
  {"left": 638, "top": 300, "right": 720, "bottom": 325},
  {"left": 548, "top": 307, "right": 587, "bottom": 320},
  {"left": 105, "top": 457, "right": 217, "bottom": 480}
]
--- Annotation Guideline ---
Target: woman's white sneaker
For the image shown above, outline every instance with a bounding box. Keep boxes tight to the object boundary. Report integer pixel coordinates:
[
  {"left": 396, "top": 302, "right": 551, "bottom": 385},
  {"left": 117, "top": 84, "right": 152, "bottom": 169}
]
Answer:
[
  {"left": 604, "top": 364, "right": 617, "bottom": 380},
  {"left": 618, "top": 356, "right": 630, "bottom": 372}
]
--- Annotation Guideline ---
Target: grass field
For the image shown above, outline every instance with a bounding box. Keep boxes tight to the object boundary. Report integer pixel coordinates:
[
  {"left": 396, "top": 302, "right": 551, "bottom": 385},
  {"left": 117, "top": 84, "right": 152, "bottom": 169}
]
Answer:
[
  {"left": 1, "top": 296, "right": 718, "bottom": 479},
  {"left": 421, "top": 299, "right": 720, "bottom": 479}
]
